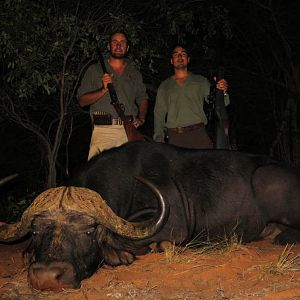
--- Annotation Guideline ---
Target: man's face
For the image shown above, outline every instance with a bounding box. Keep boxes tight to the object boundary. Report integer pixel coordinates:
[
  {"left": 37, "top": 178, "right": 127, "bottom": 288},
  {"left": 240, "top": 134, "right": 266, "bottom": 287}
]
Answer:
[
  {"left": 171, "top": 46, "right": 190, "bottom": 69},
  {"left": 108, "top": 33, "right": 129, "bottom": 59}
]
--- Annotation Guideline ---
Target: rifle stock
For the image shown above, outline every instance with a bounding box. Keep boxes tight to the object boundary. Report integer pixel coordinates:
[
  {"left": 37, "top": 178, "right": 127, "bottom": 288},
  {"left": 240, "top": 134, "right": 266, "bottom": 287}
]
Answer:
[
  {"left": 111, "top": 102, "right": 144, "bottom": 142},
  {"left": 98, "top": 52, "right": 144, "bottom": 142}
]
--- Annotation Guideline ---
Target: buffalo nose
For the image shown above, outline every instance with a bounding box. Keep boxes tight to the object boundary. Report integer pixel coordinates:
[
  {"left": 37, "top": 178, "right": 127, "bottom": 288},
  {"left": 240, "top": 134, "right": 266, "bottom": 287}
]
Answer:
[{"left": 28, "top": 261, "right": 79, "bottom": 292}]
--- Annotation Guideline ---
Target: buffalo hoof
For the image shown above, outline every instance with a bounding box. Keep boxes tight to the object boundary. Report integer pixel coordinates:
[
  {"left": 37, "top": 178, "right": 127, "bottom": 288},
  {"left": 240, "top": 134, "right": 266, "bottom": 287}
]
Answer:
[
  {"left": 149, "top": 241, "right": 173, "bottom": 252},
  {"left": 273, "top": 228, "right": 300, "bottom": 245},
  {"left": 260, "top": 223, "right": 282, "bottom": 240},
  {"left": 103, "top": 245, "right": 135, "bottom": 266}
]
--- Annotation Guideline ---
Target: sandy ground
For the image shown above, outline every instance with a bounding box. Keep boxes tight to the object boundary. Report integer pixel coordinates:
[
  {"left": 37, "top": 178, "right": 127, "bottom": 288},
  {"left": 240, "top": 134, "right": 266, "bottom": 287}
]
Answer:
[{"left": 0, "top": 240, "right": 300, "bottom": 300}]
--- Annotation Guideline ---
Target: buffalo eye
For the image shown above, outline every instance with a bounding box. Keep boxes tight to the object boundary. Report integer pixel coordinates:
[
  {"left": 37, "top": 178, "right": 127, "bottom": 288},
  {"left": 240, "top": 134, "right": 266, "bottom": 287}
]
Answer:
[
  {"left": 85, "top": 227, "right": 96, "bottom": 236},
  {"left": 31, "top": 229, "right": 44, "bottom": 237}
]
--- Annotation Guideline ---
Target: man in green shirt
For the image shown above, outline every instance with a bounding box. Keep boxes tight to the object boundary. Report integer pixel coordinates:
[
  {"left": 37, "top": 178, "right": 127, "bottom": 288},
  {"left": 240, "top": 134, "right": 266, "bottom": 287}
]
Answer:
[
  {"left": 77, "top": 31, "right": 148, "bottom": 159},
  {"left": 153, "top": 44, "right": 229, "bottom": 149}
]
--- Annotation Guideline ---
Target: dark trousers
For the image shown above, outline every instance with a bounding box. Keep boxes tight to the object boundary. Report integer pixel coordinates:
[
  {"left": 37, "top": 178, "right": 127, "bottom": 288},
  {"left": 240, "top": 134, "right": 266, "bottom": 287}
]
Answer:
[{"left": 167, "top": 127, "right": 213, "bottom": 149}]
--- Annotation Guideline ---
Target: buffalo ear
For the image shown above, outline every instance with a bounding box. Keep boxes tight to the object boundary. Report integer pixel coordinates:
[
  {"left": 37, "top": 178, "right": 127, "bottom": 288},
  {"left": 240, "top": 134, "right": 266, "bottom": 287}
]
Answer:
[
  {"left": 96, "top": 227, "right": 136, "bottom": 266},
  {"left": 95, "top": 225, "right": 107, "bottom": 243}
]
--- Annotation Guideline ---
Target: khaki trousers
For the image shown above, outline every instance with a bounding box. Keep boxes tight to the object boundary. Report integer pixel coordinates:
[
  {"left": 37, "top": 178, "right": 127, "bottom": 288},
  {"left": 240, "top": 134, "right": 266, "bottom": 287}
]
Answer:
[{"left": 88, "top": 125, "right": 128, "bottom": 160}]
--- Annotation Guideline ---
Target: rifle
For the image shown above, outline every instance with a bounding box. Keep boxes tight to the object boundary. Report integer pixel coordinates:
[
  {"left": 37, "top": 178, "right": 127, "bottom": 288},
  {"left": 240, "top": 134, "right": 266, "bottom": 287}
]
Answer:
[
  {"left": 205, "top": 82, "right": 217, "bottom": 142},
  {"left": 209, "top": 27, "right": 232, "bottom": 150},
  {"left": 214, "top": 67, "right": 230, "bottom": 149},
  {"left": 98, "top": 52, "right": 144, "bottom": 142},
  {"left": 206, "top": 67, "right": 231, "bottom": 149}
]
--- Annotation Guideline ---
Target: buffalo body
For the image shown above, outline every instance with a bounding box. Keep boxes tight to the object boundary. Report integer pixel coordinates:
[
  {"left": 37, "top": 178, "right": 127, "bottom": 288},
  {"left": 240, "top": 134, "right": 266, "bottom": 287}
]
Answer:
[{"left": 1, "top": 141, "right": 300, "bottom": 291}]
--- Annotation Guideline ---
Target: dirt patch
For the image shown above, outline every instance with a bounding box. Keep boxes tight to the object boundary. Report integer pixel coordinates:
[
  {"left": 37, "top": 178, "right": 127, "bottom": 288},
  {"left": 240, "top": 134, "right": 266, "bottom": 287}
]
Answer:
[{"left": 1, "top": 240, "right": 300, "bottom": 299}]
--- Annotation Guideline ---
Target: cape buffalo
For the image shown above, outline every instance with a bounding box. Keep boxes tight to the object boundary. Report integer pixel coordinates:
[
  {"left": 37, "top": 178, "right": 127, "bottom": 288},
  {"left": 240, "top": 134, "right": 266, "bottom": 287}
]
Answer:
[{"left": 1, "top": 141, "right": 300, "bottom": 291}]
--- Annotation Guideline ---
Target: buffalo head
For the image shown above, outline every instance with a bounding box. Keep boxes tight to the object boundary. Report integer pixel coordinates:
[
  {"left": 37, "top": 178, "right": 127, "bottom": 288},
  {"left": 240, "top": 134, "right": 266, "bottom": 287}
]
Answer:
[{"left": 0, "top": 178, "right": 168, "bottom": 291}]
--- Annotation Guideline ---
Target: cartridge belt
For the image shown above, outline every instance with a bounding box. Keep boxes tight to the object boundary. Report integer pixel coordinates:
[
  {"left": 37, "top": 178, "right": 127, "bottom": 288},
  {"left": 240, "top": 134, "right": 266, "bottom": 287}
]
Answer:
[{"left": 92, "top": 112, "right": 124, "bottom": 125}]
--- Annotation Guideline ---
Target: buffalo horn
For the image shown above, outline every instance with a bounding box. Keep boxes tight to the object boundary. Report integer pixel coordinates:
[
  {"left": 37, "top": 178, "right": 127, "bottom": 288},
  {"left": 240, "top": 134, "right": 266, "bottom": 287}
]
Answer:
[
  {"left": 94, "top": 176, "right": 170, "bottom": 239},
  {"left": 0, "top": 180, "right": 169, "bottom": 241},
  {"left": 0, "top": 174, "right": 18, "bottom": 187}
]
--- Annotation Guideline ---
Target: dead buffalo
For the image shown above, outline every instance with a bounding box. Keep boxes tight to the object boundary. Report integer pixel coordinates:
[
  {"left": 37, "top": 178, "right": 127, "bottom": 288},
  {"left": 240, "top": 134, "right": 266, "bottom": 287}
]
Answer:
[{"left": 1, "top": 141, "right": 300, "bottom": 291}]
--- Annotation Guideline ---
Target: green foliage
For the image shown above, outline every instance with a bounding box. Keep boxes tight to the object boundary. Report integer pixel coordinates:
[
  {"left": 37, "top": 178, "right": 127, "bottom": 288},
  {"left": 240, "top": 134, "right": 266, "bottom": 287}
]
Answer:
[
  {"left": 0, "top": 0, "right": 106, "bottom": 187},
  {"left": 143, "top": 1, "right": 231, "bottom": 52},
  {"left": 0, "top": 0, "right": 232, "bottom": 189},
  {"left": 0, "top": 192, "right": 37, "bottom": 222},
  {"left": 1, "top": 1, "right": 97, "bottom": 103},
  {"left": 1, "top": 0, "right": 231, "bottom": 104}
]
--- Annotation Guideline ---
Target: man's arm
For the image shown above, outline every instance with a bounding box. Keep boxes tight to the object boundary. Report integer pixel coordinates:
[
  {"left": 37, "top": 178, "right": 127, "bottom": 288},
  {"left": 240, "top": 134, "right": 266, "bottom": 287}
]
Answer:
[
  {"left": 153, "top": 87, "right": 167, "bottom": 142},
  {"left": 133, "top": 99, "right": 148, "bottom": 127},
  {"left": 77, "top": 87, "right": 107, "bottom": 107},
  {"left": 131, "top": 67, "right": 149, "bottom": 127},
  {"left": 77, "top": 71, "right": 112, "bottom": 107}
]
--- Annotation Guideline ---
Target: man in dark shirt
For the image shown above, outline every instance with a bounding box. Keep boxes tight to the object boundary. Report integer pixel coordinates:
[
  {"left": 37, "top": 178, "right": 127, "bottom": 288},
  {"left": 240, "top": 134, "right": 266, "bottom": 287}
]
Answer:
[
  {"left": 77, "top": 31, "right": 148, "bottom": 159},
  {"left": 153, "top": 44, "right": 229, "bottom": 149}
]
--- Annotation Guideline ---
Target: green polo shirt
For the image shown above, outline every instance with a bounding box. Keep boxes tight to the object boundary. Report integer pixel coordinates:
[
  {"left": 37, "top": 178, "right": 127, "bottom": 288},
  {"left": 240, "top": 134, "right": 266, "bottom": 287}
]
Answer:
[
  {"left": 77, "top": 59, "right": 148, "bottom": 118},
  {"left": 153, "top": 72, "right": 229, "bottom": 142}
]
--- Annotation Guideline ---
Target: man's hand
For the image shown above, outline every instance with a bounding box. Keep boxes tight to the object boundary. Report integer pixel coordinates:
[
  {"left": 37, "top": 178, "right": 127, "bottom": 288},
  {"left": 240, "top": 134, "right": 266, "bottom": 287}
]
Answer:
[
  {"left": 132, "top": 118, "right": 145, "bottom": 128},
  {"left": 216, "top": 78, "right": 228, "bottom": 95},
  {"left": 101, "top": 73, "right": 113, "bottom": 91}
]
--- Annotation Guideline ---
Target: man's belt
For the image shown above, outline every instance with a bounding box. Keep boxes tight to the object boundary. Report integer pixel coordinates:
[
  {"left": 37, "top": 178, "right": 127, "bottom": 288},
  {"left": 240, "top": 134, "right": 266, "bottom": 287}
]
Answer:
[
  {"left": 92, "top": 112, "right": 124, "bottom": 125},
  {"left": 168, "top": 122, "right": 204, "bottom": 134}
]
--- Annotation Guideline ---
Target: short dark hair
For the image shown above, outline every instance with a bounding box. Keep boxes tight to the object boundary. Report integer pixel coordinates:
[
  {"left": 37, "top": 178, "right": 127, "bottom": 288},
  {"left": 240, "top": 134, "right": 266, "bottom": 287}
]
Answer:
[
  {"left": 109, "top": 31, "right": 129, "bottom": 43},
  {"left": 170, "top": 43, "right": 189, "bottom": 57}
]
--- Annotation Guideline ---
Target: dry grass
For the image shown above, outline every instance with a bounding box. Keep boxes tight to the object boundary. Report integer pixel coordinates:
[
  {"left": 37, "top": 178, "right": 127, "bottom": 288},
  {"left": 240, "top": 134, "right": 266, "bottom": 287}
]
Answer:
[
  {"left": 162, "top": 228, "right": 246, "bottom": 265},
  {"left": 264, "top": 244, "right": 300, "bottom": 275}
]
